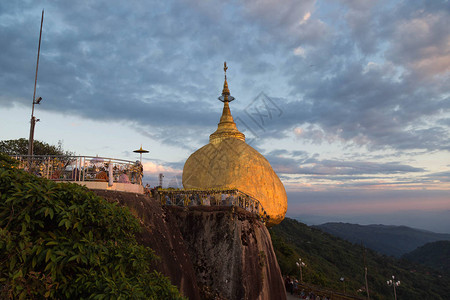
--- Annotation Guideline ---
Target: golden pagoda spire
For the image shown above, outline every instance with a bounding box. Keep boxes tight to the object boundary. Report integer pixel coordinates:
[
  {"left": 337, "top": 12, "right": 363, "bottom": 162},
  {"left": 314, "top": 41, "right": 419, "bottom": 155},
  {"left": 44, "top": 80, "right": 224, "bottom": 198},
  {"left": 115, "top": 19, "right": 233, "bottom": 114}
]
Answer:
[
  {"left": 222, "top": 62, "right": 230, "bottom": 101},
  {"left": 209, "top": 62, "right": 245, "bottom": 144}
]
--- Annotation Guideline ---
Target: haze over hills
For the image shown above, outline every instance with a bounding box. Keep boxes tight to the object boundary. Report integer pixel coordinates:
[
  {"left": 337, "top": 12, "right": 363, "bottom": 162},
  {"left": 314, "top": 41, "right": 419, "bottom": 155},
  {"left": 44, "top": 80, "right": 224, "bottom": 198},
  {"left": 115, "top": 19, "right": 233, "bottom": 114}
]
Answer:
[
  {"left": 290, "top": 210, "right": 450, "bottom": 234},
  {"left": 313, "top": 222, "right": 450, "bottom": 258}
]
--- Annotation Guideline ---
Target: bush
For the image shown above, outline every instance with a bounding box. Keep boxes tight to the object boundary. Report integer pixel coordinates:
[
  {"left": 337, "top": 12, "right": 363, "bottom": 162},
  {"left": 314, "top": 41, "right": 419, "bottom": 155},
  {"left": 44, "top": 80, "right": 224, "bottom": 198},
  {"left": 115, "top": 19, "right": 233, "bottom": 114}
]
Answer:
[{"left": 0, "top": 155, "right": 185, "bottom": 299}]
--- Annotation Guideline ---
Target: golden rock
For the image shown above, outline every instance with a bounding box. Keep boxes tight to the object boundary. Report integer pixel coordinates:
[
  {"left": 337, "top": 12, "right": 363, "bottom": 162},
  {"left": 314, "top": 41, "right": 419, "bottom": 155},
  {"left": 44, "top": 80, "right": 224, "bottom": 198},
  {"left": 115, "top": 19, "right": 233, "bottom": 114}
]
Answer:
[{"left": 182, "top": 63, "right": 287, "bottom": 226}]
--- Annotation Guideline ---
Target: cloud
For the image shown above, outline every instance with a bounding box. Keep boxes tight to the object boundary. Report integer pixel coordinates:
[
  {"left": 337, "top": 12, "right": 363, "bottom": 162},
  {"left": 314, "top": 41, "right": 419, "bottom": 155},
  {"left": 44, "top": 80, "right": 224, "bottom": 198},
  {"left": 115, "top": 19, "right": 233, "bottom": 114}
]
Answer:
[
  {"left": 142, "top": 159, "right": 183, "bottom": 188},
  {"left": 424, "top": 170, "right": 450, "bottom": 183},
  {"left": 387, "top": 10, "right": 450, "bottom": 78},
  {"left": 264, "top": 149, "right": 425, "bottom": 177},
  {"left": 2, "top": 0, "right": 447, "bottom": 153},
  {"left": 293, "top": 46, "right": 306, "bottom": 57},
  {"left": 1, "top": 0, "right": 449, "bottom": 195}
]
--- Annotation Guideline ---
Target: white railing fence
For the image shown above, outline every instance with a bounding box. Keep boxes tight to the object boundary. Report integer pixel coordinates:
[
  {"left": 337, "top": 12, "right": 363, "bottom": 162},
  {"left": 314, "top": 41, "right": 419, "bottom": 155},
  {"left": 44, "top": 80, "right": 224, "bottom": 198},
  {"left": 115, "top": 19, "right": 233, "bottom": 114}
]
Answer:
[{"left": 12, "top": 155, "right": 143, "bottom": 185}]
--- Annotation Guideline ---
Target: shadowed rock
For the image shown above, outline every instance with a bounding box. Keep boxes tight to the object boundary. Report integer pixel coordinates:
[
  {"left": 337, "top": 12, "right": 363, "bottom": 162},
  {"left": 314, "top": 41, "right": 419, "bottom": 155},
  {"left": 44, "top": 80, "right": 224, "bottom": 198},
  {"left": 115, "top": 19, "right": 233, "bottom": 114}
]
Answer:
[{"left": 94, "top": 190, "right": 286, "bottom": 300}]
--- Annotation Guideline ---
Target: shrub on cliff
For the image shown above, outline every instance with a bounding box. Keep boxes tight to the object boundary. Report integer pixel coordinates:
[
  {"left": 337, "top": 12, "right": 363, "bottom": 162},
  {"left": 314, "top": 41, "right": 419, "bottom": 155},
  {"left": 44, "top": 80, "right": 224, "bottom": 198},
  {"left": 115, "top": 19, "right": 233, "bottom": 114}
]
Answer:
[
  {"left": 0, "top": 155, "right": 185, "bottom": 299},
  {"left": 0, "top": 138, "right": 73, "bottom": 156}
]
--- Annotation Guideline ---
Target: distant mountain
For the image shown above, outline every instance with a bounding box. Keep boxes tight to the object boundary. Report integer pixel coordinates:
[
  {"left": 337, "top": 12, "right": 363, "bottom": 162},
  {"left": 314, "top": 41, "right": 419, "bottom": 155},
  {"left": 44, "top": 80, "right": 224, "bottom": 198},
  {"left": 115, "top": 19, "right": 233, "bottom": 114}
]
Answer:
[
  {"left": 270, "top": 218, "right": 450, "bottom": 300},
  {"left": 402, "top": 241, "right": 450, "bottom": 275},
  {"left": 313, "top": 222, "right": 450, "bottom": 257}
]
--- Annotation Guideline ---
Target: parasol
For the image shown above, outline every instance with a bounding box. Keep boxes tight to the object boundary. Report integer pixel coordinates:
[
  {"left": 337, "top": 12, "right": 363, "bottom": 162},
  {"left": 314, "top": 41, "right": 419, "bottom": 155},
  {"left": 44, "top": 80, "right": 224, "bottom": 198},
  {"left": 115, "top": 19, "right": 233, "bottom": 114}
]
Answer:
[{"left": 133, "top": 145, "right": 149, "bottom": 163}]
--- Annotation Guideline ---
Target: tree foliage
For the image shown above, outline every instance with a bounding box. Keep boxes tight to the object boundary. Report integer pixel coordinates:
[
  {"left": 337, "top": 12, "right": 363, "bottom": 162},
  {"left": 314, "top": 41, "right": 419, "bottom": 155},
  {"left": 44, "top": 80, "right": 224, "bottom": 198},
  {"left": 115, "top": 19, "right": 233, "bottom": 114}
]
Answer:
[
  {"left": 270, "top": 218, "right": 450, "bottom": 300},
  {"left": 402, "top": 241, "right": 450, "bottom": 275},
  {"left": 0, "top": 138, "right": 73, "bottom": 156},
  {"left": 0, "top": 155, "right": 185, "bottom": 299}
]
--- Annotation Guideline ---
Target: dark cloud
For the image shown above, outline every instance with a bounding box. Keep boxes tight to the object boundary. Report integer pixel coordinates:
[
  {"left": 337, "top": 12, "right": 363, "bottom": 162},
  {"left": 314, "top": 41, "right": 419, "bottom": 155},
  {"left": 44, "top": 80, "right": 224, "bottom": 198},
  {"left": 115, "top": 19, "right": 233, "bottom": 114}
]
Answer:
[
  {"left": 424, "top": 171, "right": 450, "bottom": 183},
  {"left": 263, "top": 149, "right": 425, "bottom": 176},
  {"left": 0, "top": 0, "right": 449, "bottom": 154}
]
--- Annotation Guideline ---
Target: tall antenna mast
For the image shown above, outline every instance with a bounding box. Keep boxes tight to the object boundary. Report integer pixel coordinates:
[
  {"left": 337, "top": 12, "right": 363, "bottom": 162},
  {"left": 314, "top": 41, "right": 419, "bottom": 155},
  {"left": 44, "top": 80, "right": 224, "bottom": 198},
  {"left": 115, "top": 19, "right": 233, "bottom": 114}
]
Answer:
[{"left": 28, "top": 9, "right": 44, "bottom": 159}]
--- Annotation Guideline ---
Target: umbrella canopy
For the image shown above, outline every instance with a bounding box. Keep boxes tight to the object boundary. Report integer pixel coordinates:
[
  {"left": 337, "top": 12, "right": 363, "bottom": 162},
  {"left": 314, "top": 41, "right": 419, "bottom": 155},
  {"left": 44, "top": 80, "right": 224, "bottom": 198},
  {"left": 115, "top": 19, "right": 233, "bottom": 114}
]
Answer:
[
  {"left": 133, "top": 145, "right": 149, "bottom": 163},
  {"left": 133, "top": 146, "right": 149, "bottom": 154}
]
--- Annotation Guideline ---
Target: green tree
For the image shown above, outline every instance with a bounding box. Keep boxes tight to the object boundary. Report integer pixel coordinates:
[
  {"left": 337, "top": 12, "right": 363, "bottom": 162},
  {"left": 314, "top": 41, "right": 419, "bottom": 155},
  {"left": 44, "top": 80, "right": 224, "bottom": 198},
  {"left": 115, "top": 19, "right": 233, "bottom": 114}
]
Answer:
[
  {"left": 0, "top": 138, "right": 73, "bottom": 156},
  {"left": 0, "top": 156, "right": 185, "bottom": 299}
]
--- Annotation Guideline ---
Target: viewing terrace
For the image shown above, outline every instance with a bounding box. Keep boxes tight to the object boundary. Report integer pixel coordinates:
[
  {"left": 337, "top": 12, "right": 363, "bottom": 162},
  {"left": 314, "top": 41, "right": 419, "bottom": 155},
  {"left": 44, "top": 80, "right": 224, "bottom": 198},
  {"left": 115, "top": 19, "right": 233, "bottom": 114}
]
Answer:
[
  {"left": 156, "top": 188, "right": 270, "bottom": 224},
  {"left": 12, "top": 155, "right": 144, "bottom": 194}
]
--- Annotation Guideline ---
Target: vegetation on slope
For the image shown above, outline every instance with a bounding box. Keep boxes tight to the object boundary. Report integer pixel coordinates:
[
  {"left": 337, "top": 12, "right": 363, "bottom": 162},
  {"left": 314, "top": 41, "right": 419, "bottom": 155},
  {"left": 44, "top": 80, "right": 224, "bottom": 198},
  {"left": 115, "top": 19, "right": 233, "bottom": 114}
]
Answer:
[
  {"left": 270, "top": 218, "right": 450, "bottom": 300},
  {"left": 402, "top": 241, "right": 450, "bottom": 275},
  {"left": 0, "top": 153, "right": 185, "bottom": 299}
]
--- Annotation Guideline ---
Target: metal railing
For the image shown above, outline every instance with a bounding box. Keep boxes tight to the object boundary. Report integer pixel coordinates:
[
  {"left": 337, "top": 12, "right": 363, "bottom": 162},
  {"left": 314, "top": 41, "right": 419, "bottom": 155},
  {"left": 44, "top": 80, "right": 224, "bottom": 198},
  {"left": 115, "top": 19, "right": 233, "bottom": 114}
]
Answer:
[
  {"left": 12, "top": 155, "right": 143, "bottom": 185},
  {"left": 156, "top": 188, "right": 270, "bottom": 224}
]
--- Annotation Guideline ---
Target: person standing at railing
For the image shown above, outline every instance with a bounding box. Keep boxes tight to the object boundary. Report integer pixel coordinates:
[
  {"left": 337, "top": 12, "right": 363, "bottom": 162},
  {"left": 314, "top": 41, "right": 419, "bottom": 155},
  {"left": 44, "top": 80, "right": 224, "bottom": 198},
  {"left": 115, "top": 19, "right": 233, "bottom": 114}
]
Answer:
[
  {"left": 71, "top": 167, "right": 79, "bottom": 181},
  {"left": 130, "top": 160, "right": 144, "bottom": 185},
  {"left": 119, "top": 170, "right": 130, "bottom": 183},
  {"left": 203, "top": 195, "right": 210, "bottom": 206}
]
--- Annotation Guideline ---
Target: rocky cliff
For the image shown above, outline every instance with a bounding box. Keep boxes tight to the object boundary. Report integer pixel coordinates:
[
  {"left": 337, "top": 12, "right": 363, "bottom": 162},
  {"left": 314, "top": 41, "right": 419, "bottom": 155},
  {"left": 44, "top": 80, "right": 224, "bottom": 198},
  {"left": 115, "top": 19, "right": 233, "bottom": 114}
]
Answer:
[{"left": 94, "top": 190, "right": 286, "bottom": 300}]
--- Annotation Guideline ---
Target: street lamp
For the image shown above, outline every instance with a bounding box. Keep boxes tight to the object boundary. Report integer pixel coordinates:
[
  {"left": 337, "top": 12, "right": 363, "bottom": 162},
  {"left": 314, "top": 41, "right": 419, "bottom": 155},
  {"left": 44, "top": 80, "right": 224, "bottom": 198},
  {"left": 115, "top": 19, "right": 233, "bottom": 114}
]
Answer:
[
  {"left": 296, "top": 258, "right": 307, "bottom": 283},
  {"left": 340, "top": 277, "right": 346, "bottom": 293},
  {"left": 387, "top": 275, "right": 400, "bottom": 300}
]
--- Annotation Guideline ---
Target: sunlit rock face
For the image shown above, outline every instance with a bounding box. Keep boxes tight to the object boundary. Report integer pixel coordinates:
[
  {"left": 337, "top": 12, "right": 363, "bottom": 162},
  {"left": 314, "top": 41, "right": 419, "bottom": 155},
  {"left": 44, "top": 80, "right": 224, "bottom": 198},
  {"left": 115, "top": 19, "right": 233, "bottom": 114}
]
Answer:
[{"left": 182, "top": 138, "right": 287, "bottom": 226}]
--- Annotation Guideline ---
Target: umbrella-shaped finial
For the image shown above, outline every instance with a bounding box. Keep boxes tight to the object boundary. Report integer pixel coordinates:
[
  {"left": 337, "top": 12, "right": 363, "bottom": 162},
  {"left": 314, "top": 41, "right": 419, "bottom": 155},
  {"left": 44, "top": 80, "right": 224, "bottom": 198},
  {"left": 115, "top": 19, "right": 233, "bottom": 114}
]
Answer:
[{"left": 133, "top": 145, "right": 149, "bottom": 163}]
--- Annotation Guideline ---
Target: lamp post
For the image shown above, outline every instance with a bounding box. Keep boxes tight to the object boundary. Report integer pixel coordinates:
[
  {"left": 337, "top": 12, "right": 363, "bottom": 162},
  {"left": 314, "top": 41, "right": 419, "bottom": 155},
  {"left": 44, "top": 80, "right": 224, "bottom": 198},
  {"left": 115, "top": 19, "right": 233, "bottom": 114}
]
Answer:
[
  {"left": 387, "top": 275, "right": 400, "bottom": 300},
  {"left": 296, "top": 258, "right": 306, "bottom": 283},
  {"left": 28, "top": 9, "right": 44, "bottom": 161},
  {"left": 159, "top": 173, "right": 164, "bottom": 188},
  {"left": 340, "top": 277, "right": 346, "bottom": 293}
]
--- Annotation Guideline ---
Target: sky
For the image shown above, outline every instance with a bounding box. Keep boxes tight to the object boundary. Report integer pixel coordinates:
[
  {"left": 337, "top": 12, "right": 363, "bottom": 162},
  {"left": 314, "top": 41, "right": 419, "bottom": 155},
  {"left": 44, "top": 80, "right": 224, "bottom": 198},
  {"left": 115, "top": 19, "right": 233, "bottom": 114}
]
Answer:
[{"left": 1, "top": 0, "right": 449, "bottom": 232}]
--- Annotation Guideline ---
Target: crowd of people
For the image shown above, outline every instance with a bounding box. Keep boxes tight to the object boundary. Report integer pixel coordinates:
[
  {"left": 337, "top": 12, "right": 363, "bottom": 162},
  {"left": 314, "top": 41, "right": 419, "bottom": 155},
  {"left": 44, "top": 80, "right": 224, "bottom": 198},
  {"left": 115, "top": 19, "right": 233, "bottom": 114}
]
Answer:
[
  {"left": 285, "top": 276, "right": 331, "bottom": 300},
  {"left": 156, "top": 189, "right": 270, "bottom": 223},
  {"left": 18, "top": 156, "right": 145, "bottom": 185}
]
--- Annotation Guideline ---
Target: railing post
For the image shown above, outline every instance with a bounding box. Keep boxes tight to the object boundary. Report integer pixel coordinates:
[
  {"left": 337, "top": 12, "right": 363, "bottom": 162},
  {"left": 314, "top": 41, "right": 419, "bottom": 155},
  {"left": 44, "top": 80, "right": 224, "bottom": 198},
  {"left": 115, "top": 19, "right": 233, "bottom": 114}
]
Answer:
[
  {"left": 82, "top": 157, "right": 86, "bottom": 181},
  {"left": 108, "top": 160, "right": 113, "bottom": 187}
]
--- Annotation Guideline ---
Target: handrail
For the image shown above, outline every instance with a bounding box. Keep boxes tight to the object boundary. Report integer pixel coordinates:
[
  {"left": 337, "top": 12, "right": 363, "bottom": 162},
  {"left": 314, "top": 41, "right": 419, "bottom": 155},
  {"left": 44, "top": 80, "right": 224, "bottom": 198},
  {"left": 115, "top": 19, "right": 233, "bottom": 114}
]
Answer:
[
  {"left": 11, "top": 155, "right": 143, "bottom": 185},
  {"left": 14, "top": 154, "right": 136, "bottom": 164},
  {"left": 156, "top": 188, "right": 270, "bottom": 224}
]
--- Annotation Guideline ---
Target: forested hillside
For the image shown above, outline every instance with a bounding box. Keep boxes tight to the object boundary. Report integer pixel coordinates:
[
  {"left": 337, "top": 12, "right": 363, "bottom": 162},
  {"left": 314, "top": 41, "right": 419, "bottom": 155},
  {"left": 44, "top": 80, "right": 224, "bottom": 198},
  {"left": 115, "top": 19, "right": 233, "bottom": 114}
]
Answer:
[
  {"left": 270, "top": 218, "right": 450, "bottom": 300},
  {"left": 402, "top": 240, "right": 450, "bottom": 275}
]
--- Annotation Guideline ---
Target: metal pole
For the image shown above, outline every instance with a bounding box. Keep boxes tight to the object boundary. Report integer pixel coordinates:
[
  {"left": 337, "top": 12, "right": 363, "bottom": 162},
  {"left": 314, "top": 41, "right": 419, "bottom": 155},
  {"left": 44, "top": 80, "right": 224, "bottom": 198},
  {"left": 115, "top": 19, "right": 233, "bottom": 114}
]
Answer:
[
  {"left": 300, "top": 265, "right": 303, "bottom": 283},
  {"left": 362, "top": 244, "right": 370, "bottom": 300},
  {"left": 28, "top": 9, "right": 44, "bottom": 160}
]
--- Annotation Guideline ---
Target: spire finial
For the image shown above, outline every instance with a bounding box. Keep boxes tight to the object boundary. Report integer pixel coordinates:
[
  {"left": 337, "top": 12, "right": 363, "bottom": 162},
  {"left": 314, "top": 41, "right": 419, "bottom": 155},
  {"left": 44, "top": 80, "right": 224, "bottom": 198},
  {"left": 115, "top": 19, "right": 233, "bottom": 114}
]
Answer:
[
  {"left": 210, "top": 62, "right": 244, "bottom": 144},
  {"left": 219, "top": 61, "right": 234, "bottom": 102},
  {"left": 224, "top": 61, "right": 228, "bottom": 80}
]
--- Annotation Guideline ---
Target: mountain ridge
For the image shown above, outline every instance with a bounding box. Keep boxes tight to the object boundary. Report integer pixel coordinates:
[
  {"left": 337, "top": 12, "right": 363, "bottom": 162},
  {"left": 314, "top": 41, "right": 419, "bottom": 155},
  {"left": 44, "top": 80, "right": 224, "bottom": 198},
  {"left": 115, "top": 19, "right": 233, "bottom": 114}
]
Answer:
[
  {"left": 313, "top": 222, "right": 450, "bottom": 258},
  {"left": 402, "top": 240, "right": 450, "bottom": 275}
]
